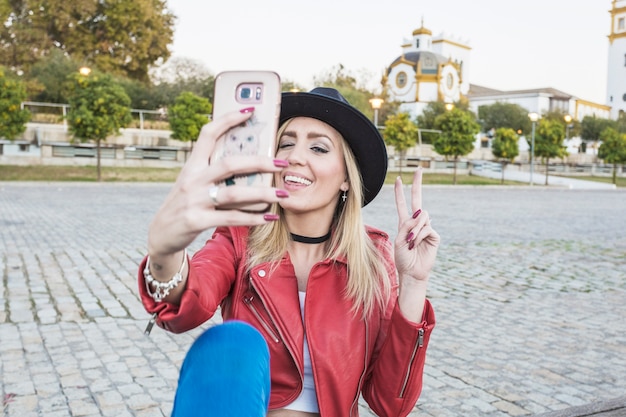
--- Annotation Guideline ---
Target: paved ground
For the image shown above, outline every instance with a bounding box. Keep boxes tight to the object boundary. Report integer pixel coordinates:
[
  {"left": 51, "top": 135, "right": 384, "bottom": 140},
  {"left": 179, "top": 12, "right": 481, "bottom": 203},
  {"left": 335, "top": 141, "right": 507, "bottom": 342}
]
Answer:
[{"left": 1, "top": 182, "right": 625, "bottom": 417}]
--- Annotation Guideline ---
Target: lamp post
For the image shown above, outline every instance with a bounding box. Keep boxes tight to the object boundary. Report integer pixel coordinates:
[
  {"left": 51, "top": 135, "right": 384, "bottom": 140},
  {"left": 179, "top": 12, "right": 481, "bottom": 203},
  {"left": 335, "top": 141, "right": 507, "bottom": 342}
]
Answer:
[
  {"left": 445, "top": 102, "right": 454, "bottom": 111},
  {"left": 564, "top": 114, "right": 572, "bottom": 139},
  {"left": 528, "top": 112, "right": 539, "bottom": 186},
  {"left": 79, "top": 66, "right": 92, "bottom": 76},
  {"left": 369, "top": 97, "right": 384, "bottom": 127}
]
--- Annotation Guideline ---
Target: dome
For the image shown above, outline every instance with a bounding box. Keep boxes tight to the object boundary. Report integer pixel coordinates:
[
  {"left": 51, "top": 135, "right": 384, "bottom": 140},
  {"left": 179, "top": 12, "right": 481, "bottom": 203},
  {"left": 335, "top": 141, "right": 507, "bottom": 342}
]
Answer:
[
  {"left": 386, "top": 51, "right": 448, "bottom": 76},
  {"left": 412, "top": 26, "right": 432, "bottom": 36}
]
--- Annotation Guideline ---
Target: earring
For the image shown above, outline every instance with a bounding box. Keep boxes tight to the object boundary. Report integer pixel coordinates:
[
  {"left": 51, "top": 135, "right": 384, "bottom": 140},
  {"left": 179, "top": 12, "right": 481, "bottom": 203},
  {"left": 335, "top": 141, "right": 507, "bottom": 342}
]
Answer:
[{"left": 341, "top": 190, "right": 347, "bottom": 203}]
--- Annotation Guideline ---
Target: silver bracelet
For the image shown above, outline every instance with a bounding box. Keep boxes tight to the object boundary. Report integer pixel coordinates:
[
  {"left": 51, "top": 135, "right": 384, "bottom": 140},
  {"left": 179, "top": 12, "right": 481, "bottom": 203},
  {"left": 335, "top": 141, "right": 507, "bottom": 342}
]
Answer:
[{"left": 143, "top": 249, "right": 187, "bottom": 303}]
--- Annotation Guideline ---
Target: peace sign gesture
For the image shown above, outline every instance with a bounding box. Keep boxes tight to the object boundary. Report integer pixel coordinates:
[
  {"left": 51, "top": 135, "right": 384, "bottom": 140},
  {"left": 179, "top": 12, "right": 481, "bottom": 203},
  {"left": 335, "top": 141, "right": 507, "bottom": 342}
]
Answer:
[
  {"left": 393, "top": 168, "right": 440, "bottom": 322},
  {"left": 393, "top": 167, "right": 440, "bottom": 281}
]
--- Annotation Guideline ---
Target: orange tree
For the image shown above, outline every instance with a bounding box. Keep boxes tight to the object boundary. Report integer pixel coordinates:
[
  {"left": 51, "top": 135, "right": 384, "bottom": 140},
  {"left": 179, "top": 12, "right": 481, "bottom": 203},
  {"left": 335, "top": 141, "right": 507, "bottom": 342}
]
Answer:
[
  {"left": 598, "top": 127, "right": 626, "bottom": 184},
  {"left": 433, "top": 108, "right": 480, "bottom": 185},
  {"left": 0, "top": 67, "right": 30, "bottom": 140},
  {"left": 66, "top": 71, "right": 132, "bottom": 181},
  {"left": 491, "top": 127, "right": 520, "bottom": 184}
]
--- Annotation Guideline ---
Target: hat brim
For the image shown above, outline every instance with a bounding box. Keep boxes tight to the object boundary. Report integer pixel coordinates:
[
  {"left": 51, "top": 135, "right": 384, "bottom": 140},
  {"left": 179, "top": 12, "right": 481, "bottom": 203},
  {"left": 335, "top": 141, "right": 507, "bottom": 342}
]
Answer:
[{"left": 280, "top": 92, "right": 388, "bottom": 206}]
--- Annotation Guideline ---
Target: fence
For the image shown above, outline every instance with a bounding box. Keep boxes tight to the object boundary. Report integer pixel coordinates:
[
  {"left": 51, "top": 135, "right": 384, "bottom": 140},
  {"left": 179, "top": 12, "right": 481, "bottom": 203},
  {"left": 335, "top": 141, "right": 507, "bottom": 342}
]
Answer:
[{"left": 21, "top": 101, "right": 169, "bottom": 130}]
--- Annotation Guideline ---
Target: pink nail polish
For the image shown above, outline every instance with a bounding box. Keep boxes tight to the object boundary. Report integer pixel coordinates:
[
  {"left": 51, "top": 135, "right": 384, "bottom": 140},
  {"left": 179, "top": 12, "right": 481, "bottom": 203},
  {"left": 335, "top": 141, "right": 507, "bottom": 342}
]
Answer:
[
  {"left": 412, "top": 209, "right": 422, "bottom": 219},
  {"left": 263, "top": 214, "right": 279, "bottom": 221},
  {"left": 276, "top": 189, "right": 289, "bottom": 198},
  {"left": 273, "top": 159, "right": 288, "bottom": 167},
  {"left": 240, "top": 107, "right": 255, "bottom": 114},
  {"left": 408, "top": 240, "right": 415, "bottom": 250},
  {"left": 406, "top": 232, "right": 414, "bottom": 242}
]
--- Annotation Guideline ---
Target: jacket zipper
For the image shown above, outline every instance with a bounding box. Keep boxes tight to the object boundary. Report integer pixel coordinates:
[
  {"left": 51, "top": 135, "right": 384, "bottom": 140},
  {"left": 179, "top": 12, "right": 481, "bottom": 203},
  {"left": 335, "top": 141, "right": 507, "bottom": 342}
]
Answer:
[
  {"left": 144, "top": 312, "right": 157, "bottom": 335},
  {"left": 243, "top": 285, "right": 281, "bottom": 343},
  {"left": 350, "top": 319, "right": 369, "bottom": 416},
  {"left": 399, "top": 328, "right": 424, "bottom": 398},
  {"left": 247, "top": 279, "right": 304, "bottom": 401}
]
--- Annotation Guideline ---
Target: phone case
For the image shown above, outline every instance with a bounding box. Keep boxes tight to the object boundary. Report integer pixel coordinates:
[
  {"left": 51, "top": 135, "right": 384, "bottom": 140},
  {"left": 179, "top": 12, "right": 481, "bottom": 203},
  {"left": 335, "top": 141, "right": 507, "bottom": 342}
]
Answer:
[{"left": 210, "top": 71, "right": 282, "bottom": 212}]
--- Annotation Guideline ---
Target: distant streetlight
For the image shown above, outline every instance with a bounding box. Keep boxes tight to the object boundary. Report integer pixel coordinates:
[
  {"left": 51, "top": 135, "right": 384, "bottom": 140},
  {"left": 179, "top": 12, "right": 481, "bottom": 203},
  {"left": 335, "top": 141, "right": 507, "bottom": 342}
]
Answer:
[
  {"left": 79, "top": 66, "right": 92, "bottom": 76},
  {"left": 445, "top": 102, "right": 454, "bottom": 111},
  {"left": 369, "top": 97, "right": 384, "bottom": 127},
  {"left": 528, "top": 112, "right": 539, "bottom": 186},
  {"left": 564, "top": 114, "right": 572, "bottom": 139}
]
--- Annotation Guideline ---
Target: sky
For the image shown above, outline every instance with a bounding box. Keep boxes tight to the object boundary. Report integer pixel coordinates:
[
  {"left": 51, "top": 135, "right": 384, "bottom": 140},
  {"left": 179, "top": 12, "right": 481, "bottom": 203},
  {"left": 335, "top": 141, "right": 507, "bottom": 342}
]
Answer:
[{"left": 165, "top": 0, "right": 612, "bottom": 105}]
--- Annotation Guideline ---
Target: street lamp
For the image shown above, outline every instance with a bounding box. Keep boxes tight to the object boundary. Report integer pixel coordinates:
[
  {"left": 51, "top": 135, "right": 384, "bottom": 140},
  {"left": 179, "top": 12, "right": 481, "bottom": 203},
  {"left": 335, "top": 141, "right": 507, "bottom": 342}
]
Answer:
[
  {"left": 445, "top": 102, "right": 454, "bottom": 111},
  {"left": 369, "top": 97, "right": 384, "bottom": 127},
  {"left": 79, "top": 66, "right": 92, "bottom": 76},
  {"left": 564, "top": 114, "right": 572, "bottom": 139},
  {"left": 528, "top": 112, "right": 539, "bottom": 186}
]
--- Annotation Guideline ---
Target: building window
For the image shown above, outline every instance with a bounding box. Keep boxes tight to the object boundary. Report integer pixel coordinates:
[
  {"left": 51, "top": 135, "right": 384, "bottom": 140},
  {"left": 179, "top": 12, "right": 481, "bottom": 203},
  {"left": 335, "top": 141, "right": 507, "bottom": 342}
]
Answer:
[
  {"left": 415, "top": 39, "right": 420, "bottom": 48},
  {"left": 396, "top": 72, "right": 407, "bottom": 88},
  {"left": 619, "top": 17, "right": 625, "bottom": 30},
  {"left": 622, "top": 93, "right": 626, "bottom": 102},
  {"left": 19, "top": 144, "right": 29, "bottom": 152}
]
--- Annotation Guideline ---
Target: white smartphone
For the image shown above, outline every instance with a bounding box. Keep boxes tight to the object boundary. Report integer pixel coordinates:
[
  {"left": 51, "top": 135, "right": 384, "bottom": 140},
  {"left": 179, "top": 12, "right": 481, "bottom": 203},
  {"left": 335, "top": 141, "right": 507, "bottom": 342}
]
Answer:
[{"left": 210, "top": 70, "right": 282, "bottom": 212}]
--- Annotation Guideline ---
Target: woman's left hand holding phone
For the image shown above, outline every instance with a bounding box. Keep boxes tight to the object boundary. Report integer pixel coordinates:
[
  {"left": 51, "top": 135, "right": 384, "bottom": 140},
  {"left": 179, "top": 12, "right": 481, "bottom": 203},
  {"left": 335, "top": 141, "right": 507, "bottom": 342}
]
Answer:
[{"left": 145, "top": 109, "right": 288, "bottom": 300}]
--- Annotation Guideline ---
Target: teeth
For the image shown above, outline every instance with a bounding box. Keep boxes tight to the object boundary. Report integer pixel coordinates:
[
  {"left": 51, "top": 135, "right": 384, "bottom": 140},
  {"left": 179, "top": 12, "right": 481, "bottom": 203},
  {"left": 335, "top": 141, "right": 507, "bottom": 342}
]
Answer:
[{"left": 285, "top": 175, "right": 312, "bottom": 186}]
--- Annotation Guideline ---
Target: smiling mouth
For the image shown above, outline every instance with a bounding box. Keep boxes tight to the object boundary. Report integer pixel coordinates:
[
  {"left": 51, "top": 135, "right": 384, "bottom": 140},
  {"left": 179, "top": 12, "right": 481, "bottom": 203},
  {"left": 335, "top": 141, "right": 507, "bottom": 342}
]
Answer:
[{"left": 284, "top": 175, "right": 312, "bottom": 186}]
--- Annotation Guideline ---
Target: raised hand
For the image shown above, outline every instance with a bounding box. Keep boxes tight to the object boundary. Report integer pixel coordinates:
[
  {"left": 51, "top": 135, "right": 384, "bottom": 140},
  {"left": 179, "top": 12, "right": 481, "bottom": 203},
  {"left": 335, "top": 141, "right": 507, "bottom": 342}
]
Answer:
[
  {"left": 393, "top": 168, "right": 440, "bottom": 283},
  {"left": 148, "top": 109, "right": 288, "bottom": 258}
]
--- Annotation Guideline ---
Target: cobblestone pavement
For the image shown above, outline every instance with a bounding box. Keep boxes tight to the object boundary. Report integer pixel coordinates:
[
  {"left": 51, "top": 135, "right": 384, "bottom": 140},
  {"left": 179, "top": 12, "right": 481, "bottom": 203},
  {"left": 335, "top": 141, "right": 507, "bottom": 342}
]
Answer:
[{"left": 1, "top": 182, "right": 625, "bottom": 417}]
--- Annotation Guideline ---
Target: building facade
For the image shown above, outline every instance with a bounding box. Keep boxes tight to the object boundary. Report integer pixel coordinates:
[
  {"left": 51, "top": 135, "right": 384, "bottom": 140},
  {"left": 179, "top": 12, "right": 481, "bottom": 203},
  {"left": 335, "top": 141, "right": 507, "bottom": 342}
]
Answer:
[
  {"left": 607, "top": 0, "right": 626, "bottom": 119},
  {"left": 382, "top": 20, "right": 470, "bottom": 120}
]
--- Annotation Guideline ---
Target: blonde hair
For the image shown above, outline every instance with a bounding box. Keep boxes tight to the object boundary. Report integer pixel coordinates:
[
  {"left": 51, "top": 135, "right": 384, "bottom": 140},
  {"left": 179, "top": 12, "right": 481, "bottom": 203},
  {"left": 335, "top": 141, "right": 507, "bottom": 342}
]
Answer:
[{"left": 246, "top": 119, "right": 391, "bottom": 318}]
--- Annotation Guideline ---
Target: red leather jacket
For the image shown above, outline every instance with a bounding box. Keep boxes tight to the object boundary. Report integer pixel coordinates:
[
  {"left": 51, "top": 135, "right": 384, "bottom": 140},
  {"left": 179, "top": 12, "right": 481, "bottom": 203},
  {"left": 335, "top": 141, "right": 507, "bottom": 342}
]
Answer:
[{"left": 139, "top": 225, "right": 435, "bottom": 416}]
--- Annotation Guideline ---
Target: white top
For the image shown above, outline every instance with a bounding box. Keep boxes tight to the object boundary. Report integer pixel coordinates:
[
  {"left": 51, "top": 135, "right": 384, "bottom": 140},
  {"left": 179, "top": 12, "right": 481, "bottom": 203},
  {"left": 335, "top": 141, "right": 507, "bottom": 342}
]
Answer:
[{"left": 284, "top": 291, "right": 320, "bottom": 413}]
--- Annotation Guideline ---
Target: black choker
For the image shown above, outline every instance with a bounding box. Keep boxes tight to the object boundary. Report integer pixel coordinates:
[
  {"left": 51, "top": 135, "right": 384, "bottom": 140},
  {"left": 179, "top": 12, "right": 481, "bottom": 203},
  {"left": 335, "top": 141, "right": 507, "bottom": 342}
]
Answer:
[{"left": 290, "top": 230, "right": 331, "bottom": 244}]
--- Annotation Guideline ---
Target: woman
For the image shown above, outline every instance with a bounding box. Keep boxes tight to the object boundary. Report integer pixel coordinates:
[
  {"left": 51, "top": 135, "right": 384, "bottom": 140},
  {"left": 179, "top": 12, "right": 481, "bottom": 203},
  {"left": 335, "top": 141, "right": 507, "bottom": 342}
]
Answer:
[{"left": 138, "top": 87, "right": 439, "bottom": 416}]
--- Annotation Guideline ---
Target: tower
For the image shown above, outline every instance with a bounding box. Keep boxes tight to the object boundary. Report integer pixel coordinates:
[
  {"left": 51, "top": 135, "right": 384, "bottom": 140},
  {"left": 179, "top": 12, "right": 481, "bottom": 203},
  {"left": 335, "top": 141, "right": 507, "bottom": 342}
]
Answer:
[{"left": 607, "top": 0, "right": 626, "bottom": 119}]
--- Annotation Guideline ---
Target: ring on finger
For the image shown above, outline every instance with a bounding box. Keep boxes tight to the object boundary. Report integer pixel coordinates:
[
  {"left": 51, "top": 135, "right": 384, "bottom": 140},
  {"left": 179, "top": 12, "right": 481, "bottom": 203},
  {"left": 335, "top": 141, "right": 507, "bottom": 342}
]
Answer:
[{"left": 209, "top": 186, "right": 220, "bottom": 206}]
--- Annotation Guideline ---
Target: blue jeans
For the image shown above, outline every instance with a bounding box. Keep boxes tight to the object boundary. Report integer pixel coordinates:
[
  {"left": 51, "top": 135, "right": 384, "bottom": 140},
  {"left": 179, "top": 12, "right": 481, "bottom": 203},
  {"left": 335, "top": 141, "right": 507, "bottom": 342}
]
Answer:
[{"left": 172, "top": 321, "right": 271, "bottom": 417}]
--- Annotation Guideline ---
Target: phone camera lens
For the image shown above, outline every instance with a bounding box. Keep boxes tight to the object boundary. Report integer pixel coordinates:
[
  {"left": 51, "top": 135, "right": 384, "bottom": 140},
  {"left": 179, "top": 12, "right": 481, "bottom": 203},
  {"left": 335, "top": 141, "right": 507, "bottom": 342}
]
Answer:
[{"left": 240, "top": 88, "right": 251, "bottom": 99}]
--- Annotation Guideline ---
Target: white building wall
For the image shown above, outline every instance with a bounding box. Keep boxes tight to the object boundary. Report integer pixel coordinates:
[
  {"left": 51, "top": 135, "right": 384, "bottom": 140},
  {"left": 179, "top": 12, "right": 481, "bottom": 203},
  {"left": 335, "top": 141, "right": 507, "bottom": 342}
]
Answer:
[
  {"left": 432, "top": 36, "right": 471, "bottom": 94},
  {"left": 607, "top": 0, "right": 626, "bottom": 118},
  {"left": 387, "top": 63, "right": 418, "bottom": 103}
]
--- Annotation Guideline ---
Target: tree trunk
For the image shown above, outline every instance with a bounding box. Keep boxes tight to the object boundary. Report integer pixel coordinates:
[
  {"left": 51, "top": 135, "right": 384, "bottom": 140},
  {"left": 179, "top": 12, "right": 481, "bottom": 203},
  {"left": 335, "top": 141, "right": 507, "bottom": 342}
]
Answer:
[
  {"left": 97, "top": 139, "right": 102, "bottom": 182},
  {"left": 501, "top": 161, "right": 506, "bottom": 185},
  {"left": 613, "top": 163, "right": 618, "bottom": 185},
  {"left": 545, "top": 157, "right": 549, "bottom": 185},
  {"left": 453, "top": 157, "right": 458, "bottom": 185}
]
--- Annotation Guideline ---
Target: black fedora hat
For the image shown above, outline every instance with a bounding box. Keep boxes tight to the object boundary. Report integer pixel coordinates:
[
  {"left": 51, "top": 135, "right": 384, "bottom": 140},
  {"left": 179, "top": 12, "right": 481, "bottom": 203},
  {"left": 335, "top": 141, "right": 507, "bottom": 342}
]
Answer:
[{"left": 280, "top": 87, "right": 388, "bottom": 207}]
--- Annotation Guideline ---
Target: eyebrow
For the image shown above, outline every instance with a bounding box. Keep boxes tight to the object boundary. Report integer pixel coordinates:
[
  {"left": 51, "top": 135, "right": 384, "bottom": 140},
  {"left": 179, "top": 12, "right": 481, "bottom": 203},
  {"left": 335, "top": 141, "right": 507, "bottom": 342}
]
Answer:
[{"left": 282, "top": 130, "right": 333, "bottom": 141}]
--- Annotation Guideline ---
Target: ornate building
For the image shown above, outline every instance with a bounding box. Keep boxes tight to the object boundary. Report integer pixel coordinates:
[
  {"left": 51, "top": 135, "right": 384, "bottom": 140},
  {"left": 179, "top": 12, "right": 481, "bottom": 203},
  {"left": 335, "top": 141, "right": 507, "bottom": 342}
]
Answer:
[{"left": 382, "top": 20, "right": 469, "bottom": 119}]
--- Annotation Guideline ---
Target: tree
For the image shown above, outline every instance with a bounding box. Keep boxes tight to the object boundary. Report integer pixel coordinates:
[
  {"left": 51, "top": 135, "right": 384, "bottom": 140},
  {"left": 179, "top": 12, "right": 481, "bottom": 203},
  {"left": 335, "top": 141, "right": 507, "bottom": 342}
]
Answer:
[
  {"left": 477, "top": 102, "right": 532, "bottom": 135},
  {"left": 415, "top": 100, "right": 471, "bottom": 144},
  {"left": 27, "top": 49, "right": 80, "bottom": 103},
  {"left": 433, "top": 108, "right": 480, "bottom": 185},
  {"left": 382, "top": 113, "right": 418, "bottom": 174},
  {"left": 0, "top": 67, "right": 31, "bottom": 140},
  {"left": 169, "top": 92, "right": 212, "bottom": 144},
  {"left": 0, "top": 0, "right": 175, "bottom": 81},
  {"left": 534, "top": 119, "right": 567, "bottom": 185},
  {"left": 67, "top": 71, "right": 132, "bottom": 181},
  {"left": 150, "top": 57, "right": 215, "bottom": 105},
  {"left": 491, "top": 127, "right": 520, "bottom": 184},
  {"left": 314, "top": 64, "right": 381, "bottom": 122},
  {"left": 581, "top": 115, "right": 616, "bottom": 142},
  {"left": 598, "top": 127, "right": 626, "bottom": 184}
]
